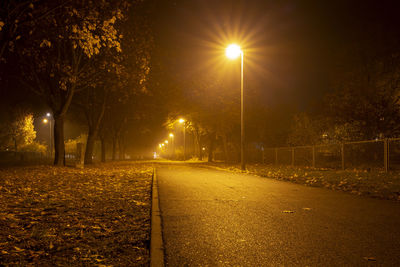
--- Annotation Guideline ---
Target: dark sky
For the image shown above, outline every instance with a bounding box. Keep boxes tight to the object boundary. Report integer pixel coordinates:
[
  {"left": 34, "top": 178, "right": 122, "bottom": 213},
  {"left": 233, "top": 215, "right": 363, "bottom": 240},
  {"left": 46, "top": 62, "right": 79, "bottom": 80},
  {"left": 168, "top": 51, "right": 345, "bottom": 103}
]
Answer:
[{"left": 152, "top": 0, "right": 400, "bottom": 109}]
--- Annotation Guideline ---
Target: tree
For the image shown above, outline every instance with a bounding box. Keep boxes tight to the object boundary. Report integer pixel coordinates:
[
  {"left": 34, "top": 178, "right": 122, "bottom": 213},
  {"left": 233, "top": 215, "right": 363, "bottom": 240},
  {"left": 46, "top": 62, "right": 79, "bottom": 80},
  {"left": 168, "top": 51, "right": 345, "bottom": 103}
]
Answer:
[
  {"left": 17, "top": 0, "right": 127, "bottom": 165},
  {"left": 0, "top": 109, "right": 36, "bottom": 153}
]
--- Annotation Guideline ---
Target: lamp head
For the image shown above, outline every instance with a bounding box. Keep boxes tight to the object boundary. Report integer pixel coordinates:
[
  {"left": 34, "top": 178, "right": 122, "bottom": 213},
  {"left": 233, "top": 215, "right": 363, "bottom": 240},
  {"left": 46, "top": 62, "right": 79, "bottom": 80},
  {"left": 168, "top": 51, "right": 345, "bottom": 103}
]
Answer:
[{"left": 226, "top": 44, "right": 242, "bottom": 59}]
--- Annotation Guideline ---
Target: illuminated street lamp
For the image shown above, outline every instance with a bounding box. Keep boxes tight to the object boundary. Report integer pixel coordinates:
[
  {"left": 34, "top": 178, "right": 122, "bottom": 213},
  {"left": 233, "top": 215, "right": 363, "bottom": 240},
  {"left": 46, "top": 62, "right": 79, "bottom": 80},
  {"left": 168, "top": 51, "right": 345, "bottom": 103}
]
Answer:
[
  {"left": 226, "top": 44, "right": 245, "bottom": 170},
  {"left": 169, "top": 133, "right": 175, "bottom": 159},
  {"left": 179, "top": 118, "right": 187, "bottom": 161},
  {"left": 43, "top": 116, "right": 52, "bottom": 158}
]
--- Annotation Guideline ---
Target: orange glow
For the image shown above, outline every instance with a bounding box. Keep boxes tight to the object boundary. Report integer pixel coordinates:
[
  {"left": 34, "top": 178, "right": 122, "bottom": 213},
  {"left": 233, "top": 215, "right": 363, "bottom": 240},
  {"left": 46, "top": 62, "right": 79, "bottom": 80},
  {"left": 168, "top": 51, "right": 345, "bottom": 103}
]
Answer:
[
  {"left": 226, "top": 44, "right": 242, "bottom": 59},
  {"left": 43, "top": 118, "right": 48, "bottom": 123},
  {"left": 169, "top": 133, "right": 174, "bottom": 138},
  {"left": 178, "top": 118, "right": 185, "bottom": 124}
]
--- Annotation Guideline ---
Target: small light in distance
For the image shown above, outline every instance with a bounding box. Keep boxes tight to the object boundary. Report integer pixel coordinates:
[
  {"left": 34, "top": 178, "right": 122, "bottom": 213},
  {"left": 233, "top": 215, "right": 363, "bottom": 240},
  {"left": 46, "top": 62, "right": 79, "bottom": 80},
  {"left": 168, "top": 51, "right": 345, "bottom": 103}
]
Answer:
[
  {"left": 169, "top": 133, "right": 174, "bottom": 138},
  {"left": 165, "top": 140, "right": 168, "bottom": 144},
  {"left": 43, "top": 118, "right": 48, "bottom": 123},
  {"left": 46, "top": 113, "right": 51, "bottom": 117},
  {"left": 178, "top": 118, "right": 185, "bottom": 124}
]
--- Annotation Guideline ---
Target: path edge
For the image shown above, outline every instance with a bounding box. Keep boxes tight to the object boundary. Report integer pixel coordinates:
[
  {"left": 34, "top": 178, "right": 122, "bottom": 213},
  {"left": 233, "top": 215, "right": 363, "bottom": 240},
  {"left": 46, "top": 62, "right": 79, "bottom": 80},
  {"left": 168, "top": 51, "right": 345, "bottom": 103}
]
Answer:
[{"left": 150, "top": 167, "right": 165, "bottom": 267}]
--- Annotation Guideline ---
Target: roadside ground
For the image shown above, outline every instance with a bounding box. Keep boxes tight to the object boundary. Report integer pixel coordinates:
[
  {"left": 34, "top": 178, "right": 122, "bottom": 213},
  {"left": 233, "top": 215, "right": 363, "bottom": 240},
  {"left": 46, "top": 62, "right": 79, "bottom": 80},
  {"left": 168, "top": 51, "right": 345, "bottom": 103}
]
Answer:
[
  {"left": 175, "top": 161, "right": 400, "bottom": 201},
  {"left": 0, "top": 161, "right": 153, "bottom": 266}
]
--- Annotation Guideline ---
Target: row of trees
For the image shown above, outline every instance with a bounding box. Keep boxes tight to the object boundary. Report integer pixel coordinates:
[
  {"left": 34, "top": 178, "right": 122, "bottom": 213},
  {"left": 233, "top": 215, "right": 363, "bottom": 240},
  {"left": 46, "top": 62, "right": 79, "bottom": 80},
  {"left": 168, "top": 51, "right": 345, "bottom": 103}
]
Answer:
[{"left": 1, "top": 0, "right": 153, "bottom": 165}]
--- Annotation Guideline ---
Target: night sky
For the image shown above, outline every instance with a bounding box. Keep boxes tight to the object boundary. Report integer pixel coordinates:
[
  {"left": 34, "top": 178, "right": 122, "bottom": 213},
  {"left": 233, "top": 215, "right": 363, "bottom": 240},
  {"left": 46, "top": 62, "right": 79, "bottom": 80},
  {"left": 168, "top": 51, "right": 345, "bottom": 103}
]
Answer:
[{"left": 152, "top": 0, "right": 400, "bottom": 108}]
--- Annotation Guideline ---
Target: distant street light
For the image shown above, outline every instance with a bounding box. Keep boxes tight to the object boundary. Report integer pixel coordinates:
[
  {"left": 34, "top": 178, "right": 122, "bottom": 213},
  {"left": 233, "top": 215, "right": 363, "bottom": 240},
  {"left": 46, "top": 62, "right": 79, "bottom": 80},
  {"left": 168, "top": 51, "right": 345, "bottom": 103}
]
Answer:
[
  {"left": 226, "top": 44, "right": 245, "bottom": 170},
  {"left": 179, "top": 118, "right": 186, "bottom": 161},
  {"left": 43, "top": 116, "right": 52, "bottom": 157},
  {"left": 169, "top": 133, "right": 175, "bottom": 159}
]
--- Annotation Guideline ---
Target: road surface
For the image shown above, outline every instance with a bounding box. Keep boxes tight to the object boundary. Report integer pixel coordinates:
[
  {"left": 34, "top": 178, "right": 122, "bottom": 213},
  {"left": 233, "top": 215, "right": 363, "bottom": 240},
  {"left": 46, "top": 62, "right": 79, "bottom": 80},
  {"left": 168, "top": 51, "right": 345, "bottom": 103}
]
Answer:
[{"left": 157, "top": 165, "right": 400, "bottom": 266}]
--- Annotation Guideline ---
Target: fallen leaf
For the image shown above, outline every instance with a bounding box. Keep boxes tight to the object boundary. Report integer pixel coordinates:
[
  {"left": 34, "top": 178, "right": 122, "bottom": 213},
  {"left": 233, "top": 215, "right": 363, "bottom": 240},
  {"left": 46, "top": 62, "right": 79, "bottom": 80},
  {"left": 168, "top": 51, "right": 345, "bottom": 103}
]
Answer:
[
  {"left": 282, "top": 210, "right": 295, "bottom": 213},
  {"left": 14, "top": 246, "right": 25, "bottom": 252},
  {"left": 363, "top": 257, "right": 376, "bottom": 261}
]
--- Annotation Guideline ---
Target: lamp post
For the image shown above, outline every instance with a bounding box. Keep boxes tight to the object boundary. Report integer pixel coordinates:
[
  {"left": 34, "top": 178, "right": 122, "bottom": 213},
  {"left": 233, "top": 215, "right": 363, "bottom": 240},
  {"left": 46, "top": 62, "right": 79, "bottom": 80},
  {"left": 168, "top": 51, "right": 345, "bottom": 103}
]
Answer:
[
  {"left": 226, "top": 44, "right": 245, "bottom": 170},
  {"left": 169, "top": 133, "right": 174, "bottom": 159},
  {"left": 43, "top": 116, "right": 52, "bottom": 158},
  {"left": 178, "top": 118, "right": 186, "bottom": 161}
]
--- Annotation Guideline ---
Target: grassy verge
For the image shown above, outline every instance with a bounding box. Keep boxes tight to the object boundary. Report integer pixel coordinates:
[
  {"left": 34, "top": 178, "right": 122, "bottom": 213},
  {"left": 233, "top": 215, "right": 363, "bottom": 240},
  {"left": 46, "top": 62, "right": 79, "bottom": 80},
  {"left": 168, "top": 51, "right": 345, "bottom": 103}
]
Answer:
[
  {"left": 0, "top": 161, "right": 153, "bottom": 266},
  {"left": 192, "top": 162, "right": 400, "bottom": 201}
]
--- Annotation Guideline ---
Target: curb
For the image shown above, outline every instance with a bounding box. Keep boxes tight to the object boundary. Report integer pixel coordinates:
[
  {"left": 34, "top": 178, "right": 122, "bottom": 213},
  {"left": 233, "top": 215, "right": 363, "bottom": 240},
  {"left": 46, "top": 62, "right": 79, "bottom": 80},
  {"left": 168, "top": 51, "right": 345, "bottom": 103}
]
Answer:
[{"left": 150, "top": 167, "right": 165, "bottom": 267}]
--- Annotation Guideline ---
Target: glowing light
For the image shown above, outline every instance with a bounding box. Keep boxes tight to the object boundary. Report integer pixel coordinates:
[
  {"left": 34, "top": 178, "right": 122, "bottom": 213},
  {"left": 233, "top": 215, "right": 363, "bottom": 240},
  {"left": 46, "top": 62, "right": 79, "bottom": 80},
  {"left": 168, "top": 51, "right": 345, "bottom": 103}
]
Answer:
[
  {"left": 169, "top": 133, "right": 174, "bottom": 138},
  {"left": 46, "top": 113, "right": 51, "bottom": 117},
  {"left": 178, "top": 118, "right": 185, "bottom": 124},
  {"left": 165, "top": 140, "right": 168, "bottom": 144},
  {"left": 43, "top": 118, "right": 48, "bottom": 123},
  {"left": 202, "top": 147, "right": 206, "bottom": 151},
  {"left": 159, "top": 144, "right": 162, "bottom": 148},
  {"left": 226, "top": 44, "right": 242, "bottom": 59},
  {"left": 161, "top": 143, "right": 165, "bottom": 147}
]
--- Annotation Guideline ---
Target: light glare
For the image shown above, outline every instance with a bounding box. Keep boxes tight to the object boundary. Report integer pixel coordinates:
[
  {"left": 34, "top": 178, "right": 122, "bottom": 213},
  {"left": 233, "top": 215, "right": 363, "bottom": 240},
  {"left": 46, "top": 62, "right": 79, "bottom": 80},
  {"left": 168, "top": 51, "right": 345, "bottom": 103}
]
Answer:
[{"left": 226, "top": 44, "right": 242, "bottom": 59}]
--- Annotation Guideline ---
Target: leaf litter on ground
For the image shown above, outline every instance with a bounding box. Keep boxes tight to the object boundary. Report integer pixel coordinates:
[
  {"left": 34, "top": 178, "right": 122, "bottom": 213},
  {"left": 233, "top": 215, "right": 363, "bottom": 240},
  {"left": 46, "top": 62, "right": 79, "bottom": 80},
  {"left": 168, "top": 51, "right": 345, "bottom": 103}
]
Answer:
[
  {"left": 191, "top": 162, "right": 400, "bottom": 202},
  {"left": 0, "top": 161, "right": 153, "bottom": 266}
]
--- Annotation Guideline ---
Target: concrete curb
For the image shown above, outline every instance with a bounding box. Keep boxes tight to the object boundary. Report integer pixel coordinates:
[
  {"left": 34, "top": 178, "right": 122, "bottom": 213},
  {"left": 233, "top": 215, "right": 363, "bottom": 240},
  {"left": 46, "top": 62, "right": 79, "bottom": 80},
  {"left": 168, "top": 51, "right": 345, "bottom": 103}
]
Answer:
[{"left": 150, "top": 167, "right": 165, "bottom": 267}]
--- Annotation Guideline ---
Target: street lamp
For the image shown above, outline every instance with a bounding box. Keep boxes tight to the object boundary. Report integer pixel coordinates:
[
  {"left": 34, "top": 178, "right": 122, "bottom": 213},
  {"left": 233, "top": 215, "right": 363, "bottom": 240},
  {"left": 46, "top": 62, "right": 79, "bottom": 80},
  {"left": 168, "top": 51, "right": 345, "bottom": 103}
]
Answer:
[
  {"left": 43, "top": 117, "right": 52, "bottom": 158},
  {"left": 226, "top": 44, "right": 245, "bottom": 170},
  {"left": 179, "top": 118, "right": 186, "bottom": 161},
  {"left": 169, "top": 133, "right": 174, "bottom": 160}
]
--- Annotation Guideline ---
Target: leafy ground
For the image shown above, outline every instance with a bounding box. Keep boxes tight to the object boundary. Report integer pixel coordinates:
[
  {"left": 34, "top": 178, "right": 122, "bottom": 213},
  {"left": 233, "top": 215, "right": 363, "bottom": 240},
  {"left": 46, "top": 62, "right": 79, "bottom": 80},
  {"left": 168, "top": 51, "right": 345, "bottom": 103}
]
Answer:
[
  {"left": 0, "top": 162, "right": 153, "bottom": 266},
  {"left": 190, "top": 162, "right": 400, "bottom": 201}
]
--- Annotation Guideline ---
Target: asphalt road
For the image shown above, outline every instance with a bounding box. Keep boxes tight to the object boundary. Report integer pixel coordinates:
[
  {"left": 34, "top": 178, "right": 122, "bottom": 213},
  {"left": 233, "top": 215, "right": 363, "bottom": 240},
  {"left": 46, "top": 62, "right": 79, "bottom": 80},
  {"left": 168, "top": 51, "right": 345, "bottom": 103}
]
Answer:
[{"left": 157, "top": 165, "right": 400, "bottom": 266}]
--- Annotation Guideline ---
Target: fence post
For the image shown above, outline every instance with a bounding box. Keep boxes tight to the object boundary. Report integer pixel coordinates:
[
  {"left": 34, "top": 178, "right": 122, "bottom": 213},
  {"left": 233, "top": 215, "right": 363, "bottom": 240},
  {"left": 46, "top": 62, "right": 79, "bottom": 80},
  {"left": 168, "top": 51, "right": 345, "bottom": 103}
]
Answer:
[
  {"left": 291, "top": 148, "right": 295, "bottom": 166},
  {"left": 341, "top": 143, "right": 345, "bottom": 170},
  {"left": 384, "top": 138, "right": 388, "bottom": 173},
  {"left": 312, "top": 146, "right": 315, "bottom": 168},
  {"left": 274, "top": 148, "right": 278, "bottom": 165}
]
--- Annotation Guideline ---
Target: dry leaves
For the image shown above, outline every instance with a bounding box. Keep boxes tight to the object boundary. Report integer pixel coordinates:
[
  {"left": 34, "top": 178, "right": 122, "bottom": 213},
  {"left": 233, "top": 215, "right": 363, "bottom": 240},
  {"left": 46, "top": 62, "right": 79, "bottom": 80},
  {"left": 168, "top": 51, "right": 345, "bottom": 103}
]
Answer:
[
  {"left": 0, "top": 161, "right": 153, "bottom": 266},
  {"left": 196, "top": 162, "right": 400, "bottom": 201}
]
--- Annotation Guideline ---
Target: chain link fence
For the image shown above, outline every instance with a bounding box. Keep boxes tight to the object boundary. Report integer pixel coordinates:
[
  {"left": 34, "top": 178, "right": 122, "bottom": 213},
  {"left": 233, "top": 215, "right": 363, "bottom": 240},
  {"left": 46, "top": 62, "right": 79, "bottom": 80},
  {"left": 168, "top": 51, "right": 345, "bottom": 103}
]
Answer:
[{"left": 248, "top": 138, "right": 400, "bottom": 172}]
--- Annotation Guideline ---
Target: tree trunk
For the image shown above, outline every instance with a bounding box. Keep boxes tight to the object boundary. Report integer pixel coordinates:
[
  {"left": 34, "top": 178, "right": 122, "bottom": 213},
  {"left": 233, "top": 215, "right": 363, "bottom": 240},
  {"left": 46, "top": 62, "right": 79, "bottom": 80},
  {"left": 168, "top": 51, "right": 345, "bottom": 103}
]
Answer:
[
  {"left": 118, "top": 136, "right": 124, "bottom": 160},
  {"left": 101, "top": 137, "right": 106, "bottom": 163},
  {"left": 112, "top": 138, "right": 117, "bottom": 160},
  {"left": 14, "top": 138, "right": 18, "bottom": 157},
  {"left": 222, "top": 134, "right": 229, "bottom": 163},
  {"left": 208, "top": 132, "right": 216, "bottom": 162},
  {"left": 53, "top": 116, "right": 65, "bottom": 166},
  {"left": 84, "top": 129, "right": 97, "bottom": 164}
]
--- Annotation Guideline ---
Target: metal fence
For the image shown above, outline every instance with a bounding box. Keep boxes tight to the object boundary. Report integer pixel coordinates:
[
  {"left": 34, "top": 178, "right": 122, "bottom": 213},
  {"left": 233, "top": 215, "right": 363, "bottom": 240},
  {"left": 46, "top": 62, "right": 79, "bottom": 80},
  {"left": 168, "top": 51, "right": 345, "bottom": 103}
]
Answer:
[{"left": 248, "top": 138, "right": 400, "bottom": 172}]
